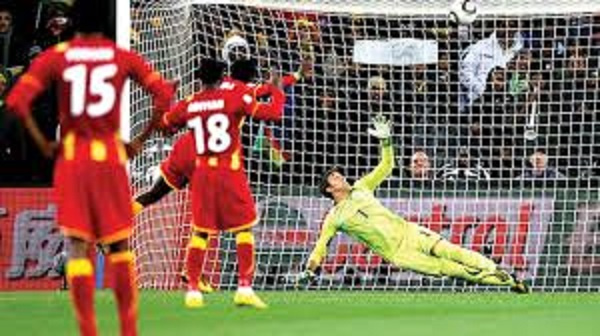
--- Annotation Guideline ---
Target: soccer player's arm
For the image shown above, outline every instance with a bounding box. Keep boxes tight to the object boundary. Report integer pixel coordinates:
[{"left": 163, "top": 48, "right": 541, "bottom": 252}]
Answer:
[
  {"left": 160, "top": 98, "right": 190, "bottom": 132},
  {"left": 242, "top": 84, "right": 285, "bottom": 121},
  {"left": 132, "top": 176, "right": 177, "bottom": 216},
  {"left": 6, "top": 49, "right": 57, "bottom": 157},
  {"left": 354, "top": 141, "right": 395, "bottom": 192},
  {"left": 253, "top": 59, "right": 309, "bottom": 97},
  {"left": 253, "top": 72, "right": 302, "bottom": 97},
  {"left": 306, "top": 212, "right": 338, "bottom": 272},
  {"left": 127, "top": 50, "right": 175, "bottom": 129}
]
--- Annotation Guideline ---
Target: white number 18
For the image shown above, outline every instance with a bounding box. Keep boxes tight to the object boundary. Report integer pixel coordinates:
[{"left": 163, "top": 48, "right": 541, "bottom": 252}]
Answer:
[{"left": 187, "top": 113, "right": 232, "bottom": 154}]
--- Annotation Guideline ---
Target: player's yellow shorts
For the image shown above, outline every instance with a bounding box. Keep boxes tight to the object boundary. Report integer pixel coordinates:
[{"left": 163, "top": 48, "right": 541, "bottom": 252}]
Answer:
[{"left": 390, "top": 222, "right": 445, "bottom": 276}]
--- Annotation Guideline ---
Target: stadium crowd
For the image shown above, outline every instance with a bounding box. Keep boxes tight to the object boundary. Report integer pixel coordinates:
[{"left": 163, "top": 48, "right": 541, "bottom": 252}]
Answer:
[
  {"left": 186, "top": 5, "right": 599, "bottom": 187},
  {"left": 0, "top": 0, "right": 76, "bottom": 185},
  {"left": 0, "top": 0, "right": 117, "bottom": 186},
  {"left": 2, "top": 2, "right": 599, "bottom": 188}
]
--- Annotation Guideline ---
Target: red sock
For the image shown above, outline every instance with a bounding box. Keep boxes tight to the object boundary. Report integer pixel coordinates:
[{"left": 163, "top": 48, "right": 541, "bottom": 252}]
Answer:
[
  {"left": 236, "top": 232, "right": 255, "bottom": 288},
  {"left": 109, "top": 251, "right": 138, "bottom": 336},
  {"left": 186, "top": 235, "right": 207, "bottom": 291},
  {"left": 67, "top": 258, "right": 97, "bottom": 336}
]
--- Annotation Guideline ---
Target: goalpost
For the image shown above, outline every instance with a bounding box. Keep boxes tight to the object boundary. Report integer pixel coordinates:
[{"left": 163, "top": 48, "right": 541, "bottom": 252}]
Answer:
[{"left": 128, "top": 0, "right": 600, "bottom": 291}]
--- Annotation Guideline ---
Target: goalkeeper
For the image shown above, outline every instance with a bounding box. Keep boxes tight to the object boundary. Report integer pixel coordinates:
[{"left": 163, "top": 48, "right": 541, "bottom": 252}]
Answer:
[{"left": 300, "top": 116, "right": 529, "bottom": 293}]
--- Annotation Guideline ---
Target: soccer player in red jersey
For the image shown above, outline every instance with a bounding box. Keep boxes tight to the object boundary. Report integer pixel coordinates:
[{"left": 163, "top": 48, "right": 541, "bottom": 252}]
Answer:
[
  {"left": 161, "top": 58, "right": 284, "bottom": 309},
  {"left": 132, "top": 58, "right": 309, "bottom": 216},
  {"left": 131, "top": 58, "right": 308, "bottom": 293},
  {"left": 5, "top": 1, "right": 174, "bottom": 335}
]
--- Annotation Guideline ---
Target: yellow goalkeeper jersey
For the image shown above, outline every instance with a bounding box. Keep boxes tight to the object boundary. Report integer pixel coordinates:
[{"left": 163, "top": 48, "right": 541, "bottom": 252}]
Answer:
[{"left": 308, "top": 143, "right": 409, "bottom": 267}]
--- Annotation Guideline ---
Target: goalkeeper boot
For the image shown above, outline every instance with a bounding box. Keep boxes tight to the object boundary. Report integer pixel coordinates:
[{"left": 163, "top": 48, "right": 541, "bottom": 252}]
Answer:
[
  {"left": 233, "top": 288, "right": 268, "bottom": 309},
  {"left": 510, "top": 274, "right": 530, "bottom": 294},
  {"left": 493, "top": 269, "right": 513, "bottom": 283},
  {"left": 184, "top": 290, "right": 205, "bottom": 309}
]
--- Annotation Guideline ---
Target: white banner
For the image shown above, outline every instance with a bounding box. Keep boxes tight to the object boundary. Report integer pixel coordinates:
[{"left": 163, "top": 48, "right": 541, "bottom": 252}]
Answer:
[{"left": 352, "top": 38, "right": 439, "bottom": 66}]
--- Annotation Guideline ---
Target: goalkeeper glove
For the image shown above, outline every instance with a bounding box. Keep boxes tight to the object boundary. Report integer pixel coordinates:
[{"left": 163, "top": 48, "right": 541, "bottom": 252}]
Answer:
[
  {"left": 296, "top": 269, "right": 316, "bottom": 286},
  {"left": 367, "top": 115, "right": 392, "bottom": 140}
]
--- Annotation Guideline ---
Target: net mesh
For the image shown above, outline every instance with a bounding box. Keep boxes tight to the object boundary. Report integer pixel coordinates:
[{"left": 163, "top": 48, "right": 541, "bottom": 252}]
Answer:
[{"left": 130, "top": 0, "right": 600, "bottom": 291}]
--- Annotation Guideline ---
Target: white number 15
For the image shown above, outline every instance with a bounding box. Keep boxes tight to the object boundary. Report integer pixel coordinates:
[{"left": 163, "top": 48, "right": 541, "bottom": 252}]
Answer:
[{"left": 63, "top": 63, "right": 117, "bottom": 118}]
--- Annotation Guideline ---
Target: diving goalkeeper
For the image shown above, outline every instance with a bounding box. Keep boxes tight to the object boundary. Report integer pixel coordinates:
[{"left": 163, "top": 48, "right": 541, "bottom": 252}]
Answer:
[{"left": 299, "top": 116, "right": 529, "bottom": 293}]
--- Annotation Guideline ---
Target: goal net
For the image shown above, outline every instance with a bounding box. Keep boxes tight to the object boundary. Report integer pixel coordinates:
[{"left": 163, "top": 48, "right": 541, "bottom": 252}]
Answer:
[{"left": 129, "top": 0, "right": 600, "bottom": 291}]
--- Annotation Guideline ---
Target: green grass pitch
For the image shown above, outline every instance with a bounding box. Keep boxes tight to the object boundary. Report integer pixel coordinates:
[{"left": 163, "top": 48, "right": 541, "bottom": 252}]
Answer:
[{"left": 0, "top": 291, "right": 598, "bottom": 336}]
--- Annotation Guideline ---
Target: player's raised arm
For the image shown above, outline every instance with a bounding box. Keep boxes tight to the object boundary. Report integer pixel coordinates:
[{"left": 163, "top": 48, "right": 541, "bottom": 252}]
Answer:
[
  {"left": 354, "top": 115, "right": 396, "bottom": 191},
  {"left": 6, "top": 48, "right": 58, "bottom": 157},
  {"left": 253, "top": 58, "right": 312, "bottom": 97},
  {"left": 242, "top": 83, "right": 285, "bottom": 121}
]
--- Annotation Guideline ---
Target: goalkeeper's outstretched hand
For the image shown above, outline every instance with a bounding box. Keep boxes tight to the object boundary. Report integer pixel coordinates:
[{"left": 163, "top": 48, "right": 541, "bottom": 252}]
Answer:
[
  {"left": 296, "top": 269, "right": 316, "bottom": 287},
  {"left": 368, "top": 114, "right": 392, "bottom": 140}
]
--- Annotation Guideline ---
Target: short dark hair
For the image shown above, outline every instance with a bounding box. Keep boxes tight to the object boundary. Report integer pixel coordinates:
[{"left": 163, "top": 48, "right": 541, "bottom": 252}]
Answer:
[
  {"left": 72, "top": 0, "right": 108, "bottom": 34},
  {"left": 319, "top": 166, "right": 343, "bottom": 199},
  {"left": 230, "top": 59, "right": 257, "bottom": 83},
  {"left": 0, "top": 5, "right": 12, "bottom": 14},
  {"left": 199, "top": 58, "right": 226, "bottom": 86}
]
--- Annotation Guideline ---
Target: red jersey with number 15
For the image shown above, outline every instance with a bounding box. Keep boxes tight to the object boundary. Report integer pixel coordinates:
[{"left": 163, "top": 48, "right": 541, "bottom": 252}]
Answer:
[
  {"left": 7, "top": 35, "right": 172, "bottom": 163},
  {"left": 162, "top": 79, "right": 284, "bottom": 171}
]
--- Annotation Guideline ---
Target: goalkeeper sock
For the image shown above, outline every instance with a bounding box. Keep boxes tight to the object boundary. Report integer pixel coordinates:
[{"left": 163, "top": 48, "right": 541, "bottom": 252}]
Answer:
[
  {"left": 66, "top": 258, "right": 97, "bottom": 336},
  {"left": 432, "top": 240, "right": 497, "bottom": 272},
  {"left": 109, "top": 251, "right": 138, "bottom": 336},
  {"left": 235, "top": 231, "right": 255, "bottom": 288},
  {"left": 186, "top": 234, "right": 207, "bottom": 291}
]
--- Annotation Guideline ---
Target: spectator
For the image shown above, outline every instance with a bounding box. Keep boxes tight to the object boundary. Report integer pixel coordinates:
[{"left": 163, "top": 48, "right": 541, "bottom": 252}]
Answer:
[
  {"left": 408, "top": 150, "right": 434, "bottom": 180},
  {"left": 508, "top": 50, "right": 532, "bottom": 99},
  {"left": 367, "top": 75, "right": 387, "bottom": 101},
  {"left": 519, "top": 150, "right": 565, "bottom": 179},
  {"left": 459, "top": 20, "right": 524, "bottom": 110},
  {"left": 439, "top": 148, "right": 491, "bottom": 181},
  {"left": 30, "top": 5, "right": 74, "bottom": 56},
  {"left": 0, "top": 5, "right": 25, "bottom": 68}
]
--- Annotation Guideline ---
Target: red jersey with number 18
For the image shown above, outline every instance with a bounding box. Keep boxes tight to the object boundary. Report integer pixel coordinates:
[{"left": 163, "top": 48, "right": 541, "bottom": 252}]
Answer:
[
  {"left": 161, "top": 79, "right": 284, "bottom": 233},
  {"left": 162, "top": 79, "right": 284, "bottom": 171}
]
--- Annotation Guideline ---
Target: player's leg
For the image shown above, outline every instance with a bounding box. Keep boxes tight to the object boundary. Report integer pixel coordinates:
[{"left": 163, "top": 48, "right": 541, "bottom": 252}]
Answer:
[
  {"left": 179, "top": 237, "right": 216, "bottom": 294},
  {"left": 65, "top": 237, "right": 97, "bottom": 336},
  {"left": 184, "top": 230, "right": 213, "bottom": 307},
  {"left": 411, "top": 226, "right": 528, "bottom": 291},
  {"left": 184, "top": 169, "right": 219, "bottom": 308},
  {"left": 184, "top": 230, "right": 210, "bottom": 301},
  {"left": 396, "top": 225, "right": 518, "bottom": 287},
  {"left": 221, "top": 172, "right": 266, "bottom": 309},
  {"left": 431, "top": 239, "right": 497, "bottom": 273},
  {"left": 55, "top": 160, "right": 98, "bottom": 336},
  {"left": 393, "top": 249, "right": 514, "bottom": 286},
  {"left": 412, "top": 224, "right": 498, "bottom": 277},
  {"left": 231, "top": 228, "right": 267, "bottom": 309},
  {"left": 133, "top": 135, "right": 193, "bottom": 215},
  {"left": 106, "top": 239, "right": 138, "bottom": 336},
  {"left": 93, "top": 162, "right": 139, "bottom": 335}
]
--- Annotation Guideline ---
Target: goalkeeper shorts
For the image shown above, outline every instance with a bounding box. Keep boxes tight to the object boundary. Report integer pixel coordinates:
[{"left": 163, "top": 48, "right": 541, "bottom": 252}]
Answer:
[{"left": 399, "top": 222, "right": 444, "bottom": 256}]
